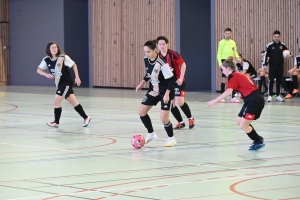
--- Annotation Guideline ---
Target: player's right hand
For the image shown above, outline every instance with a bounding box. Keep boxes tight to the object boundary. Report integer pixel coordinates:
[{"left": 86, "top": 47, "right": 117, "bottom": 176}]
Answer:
[
  {"left": 135, "top": 84, "right": 142, "bottom": 92},
  {"left": 45, "top": 74, "right": 54, "bottom": 79}
]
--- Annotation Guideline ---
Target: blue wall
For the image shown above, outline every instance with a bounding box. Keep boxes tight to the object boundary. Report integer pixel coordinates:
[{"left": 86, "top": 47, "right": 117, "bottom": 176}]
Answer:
[
  {"left": 179, "top": 0, "right": 212, "bottom": 91},
  {"left": 9, "top": 0, "right": 89, "bottom": 87}
]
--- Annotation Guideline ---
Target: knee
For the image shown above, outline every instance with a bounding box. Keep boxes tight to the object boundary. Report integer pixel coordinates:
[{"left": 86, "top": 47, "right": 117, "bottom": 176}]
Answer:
[{"left": 239, "top": 123, "right": 247, "bottom": 131}]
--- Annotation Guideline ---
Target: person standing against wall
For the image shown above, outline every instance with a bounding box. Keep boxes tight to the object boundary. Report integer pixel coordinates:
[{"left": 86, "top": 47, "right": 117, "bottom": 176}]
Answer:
[
  {"left": 217, "top": 28, "right": 240, "bottom": 103},
  {"left": 263, "top": 30, "right": 293, "bottom": 102}
]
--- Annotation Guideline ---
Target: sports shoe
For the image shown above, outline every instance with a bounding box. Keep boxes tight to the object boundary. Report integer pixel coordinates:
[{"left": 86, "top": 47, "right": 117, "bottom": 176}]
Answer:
[
  {"left": 292, "top": 89, "right": 299, "bottom": 94},
  {"left": 83, "top": 117, "right": 91, "bottom": 127},
  {"left": 164, "top": 137, "right": 177, "bottom": 147},
  {"left": 267, "top": 96, "right": 272, "bottom": 102},
  {"left": 46, "top": 121, "right": 59, "bottom": 128},
  {"left": 285, "top": 94, "right": 293, "bottom": 99},
  {"left": 145, "top": 132, "right": 158, "bottom": 144},
  {"left": 173, "top": 122, "right": 185, "bottom": 129},
  {"left": 248, "top": 139, "right": 265, "bottom": 151},
  {"left": 188, "top": 118, "right": 195, "bottom": 129},
  {"left": 220, "top": 99, "right": 225, "bottom": 103},
  {"left": 276, "top": 96, "right": 284, "bottom": 102},
  {"left": 231, "top": 97, "right": 240, "bottom": 103}
]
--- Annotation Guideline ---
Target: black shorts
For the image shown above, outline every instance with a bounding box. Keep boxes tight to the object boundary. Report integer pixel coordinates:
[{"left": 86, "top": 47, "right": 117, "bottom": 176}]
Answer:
[
  {"left": 174, "top": 81, "right": 186, "bottom": 97},
  {"left": 238, "top": 90, "right": 265, "bottom": 120},
  {"left": 141, "top": 92, "right": 174, "bottom": 110},
  {"left": 56, "top": 81, "right": 74, "bottom": 99}
]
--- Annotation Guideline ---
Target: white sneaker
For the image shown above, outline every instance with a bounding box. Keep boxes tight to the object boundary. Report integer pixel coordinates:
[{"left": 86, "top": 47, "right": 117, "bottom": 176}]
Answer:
[
  {"left": 276, "top": 96, "right": 284, "bottom": 102},
  {"left": 83, "top": 117, "right": 91, "bottom": 127},
  {"left": 220, "top": 99, "right": 225, "bottom": 103},
  {"left": 145, "top": 133, "right": 158, "bottom": 144},
  {"left": 164, "top": 137, "right": 177, "bottom": 147},
  {"left": 267, "top": 96, "right": 272, "bottom": 102},
  {"left": 46, "top": 121, "right": 59, "bottom": 128},
  {"left": 231, "top": 97, "right": 240, "bottom": 103}
]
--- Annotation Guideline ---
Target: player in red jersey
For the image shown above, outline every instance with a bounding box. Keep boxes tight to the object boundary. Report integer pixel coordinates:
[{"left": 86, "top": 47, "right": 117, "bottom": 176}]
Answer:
[
  {"left": 156, "top": 36, "right": 195, "bottom": 129},
  {"left": 207, "top": 57, "right": 265, "bottom": 151}
]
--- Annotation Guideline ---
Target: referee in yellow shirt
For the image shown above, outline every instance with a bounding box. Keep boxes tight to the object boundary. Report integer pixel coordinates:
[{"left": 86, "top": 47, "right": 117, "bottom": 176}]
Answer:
[{"left": 217, "top": 28, "right": 240, "bottom": 103}]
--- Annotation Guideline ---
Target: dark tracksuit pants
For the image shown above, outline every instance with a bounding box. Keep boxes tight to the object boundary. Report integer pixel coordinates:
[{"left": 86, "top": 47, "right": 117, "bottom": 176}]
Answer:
[{"left": 268, "top": 65, "right": 283, "bottom": 96}]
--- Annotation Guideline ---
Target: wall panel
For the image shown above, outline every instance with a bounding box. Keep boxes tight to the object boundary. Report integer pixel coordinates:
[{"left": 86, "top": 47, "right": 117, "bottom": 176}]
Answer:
[
  {"left": 92, "top": 0, "right": 176, "bottom": 88},
  {"left": 215, "top": 0, "right": 300, "bottom": 91}
]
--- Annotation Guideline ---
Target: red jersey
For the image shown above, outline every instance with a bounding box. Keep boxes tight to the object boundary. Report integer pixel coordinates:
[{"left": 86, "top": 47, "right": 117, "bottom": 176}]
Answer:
[
  {"left": 158, "top": 49, "right": 185, "bottom": 80},
  {"left": 227, "top": 71, "right": 258, "bottom": 98}
]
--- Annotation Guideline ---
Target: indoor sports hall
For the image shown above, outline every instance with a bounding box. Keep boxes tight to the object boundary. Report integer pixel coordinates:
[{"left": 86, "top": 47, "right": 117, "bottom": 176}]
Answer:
[{"left": 1, "top": 0, "right": 300, "bottom": 199}]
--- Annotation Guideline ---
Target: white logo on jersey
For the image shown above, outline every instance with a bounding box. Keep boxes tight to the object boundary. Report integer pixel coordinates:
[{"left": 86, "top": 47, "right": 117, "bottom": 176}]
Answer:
[
  {"left": 50, "top": 69, "right": 62, "bottom": 77},
  {"left": 48, "top": 64, "right": 51, "bottom": 67},
  {"left": 58, "top": 91, "right": 61, "bottom": 93},
  {"left": 164, "top": 105, "right": 168, "bottom": 108},
  {"left": 174, "top": 88, "right": 180, "bottom": 95}
]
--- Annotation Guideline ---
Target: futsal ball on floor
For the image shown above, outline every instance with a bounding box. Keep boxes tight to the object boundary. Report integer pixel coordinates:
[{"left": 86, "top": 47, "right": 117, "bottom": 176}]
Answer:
[
  {"left": 283, "top": 50, "right": 290, "bottom": 58},
  {"left": 131, "top": 134, "right": 145, "bottom": 149}
]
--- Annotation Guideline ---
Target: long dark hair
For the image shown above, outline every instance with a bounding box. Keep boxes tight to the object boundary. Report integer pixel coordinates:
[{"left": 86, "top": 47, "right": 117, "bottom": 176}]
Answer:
[
  {"left": 144, "top": 40, "right": 157, "bottom": 50},
  {"left": 46, "top": 42, "right": 65, "bottom": 58}
]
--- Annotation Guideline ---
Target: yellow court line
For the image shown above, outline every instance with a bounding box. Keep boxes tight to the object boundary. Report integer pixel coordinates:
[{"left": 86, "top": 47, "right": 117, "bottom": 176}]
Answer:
[{"left": 0, "top": 92, "right": 3, "bottom": 97}]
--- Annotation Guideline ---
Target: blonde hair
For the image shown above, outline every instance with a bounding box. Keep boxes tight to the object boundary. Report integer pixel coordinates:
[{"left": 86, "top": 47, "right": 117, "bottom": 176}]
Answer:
[{"left": 222, "top": 56, "right": 236, "bottom": 70}]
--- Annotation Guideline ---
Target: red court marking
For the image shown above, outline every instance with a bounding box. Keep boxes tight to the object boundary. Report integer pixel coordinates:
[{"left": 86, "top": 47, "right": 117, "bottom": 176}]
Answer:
[
  {"left": 140, "top": 188, "right": 151, "bottom": 190},
  {"left": 124, "top": 190, "right": 135, "bottom": 193},
  {"left": 230, "top": 174, "right": 279, "bottom": 199},
  {"left": 0, "top": 103, "right": 18, "bottom": 113}
]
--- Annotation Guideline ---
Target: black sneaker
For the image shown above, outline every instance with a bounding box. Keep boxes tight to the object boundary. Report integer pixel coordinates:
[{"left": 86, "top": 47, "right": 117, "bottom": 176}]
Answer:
[{"left": 249, "top": 139, "right": 265, "bottom": 151}]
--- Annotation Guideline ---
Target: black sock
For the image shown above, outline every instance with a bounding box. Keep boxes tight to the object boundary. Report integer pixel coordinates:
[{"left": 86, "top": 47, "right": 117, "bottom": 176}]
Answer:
[
  {"left": 54, "top": 107, "right": 62, "bottom": 124},
  {"left": 261, "top": 76, "right": 268, "bottom": 92},
  {"left": 180, "top": 102, "right": 192, "bottom": 119},
  {"left": 221, "top": 82, "right": 225, "bottom": 93},
  {"left": 258, "top": 80, "right": 262, "bottom": 92},
  {"left": 74, "top": 104, "right": 88, "bottom": 119},
  {"left": 171, "top": 106, "right": 183, "bottom": 122},
  {"left": 232, "top": 91, "right": 235, "bottom": 98},
  {"left": 292, "top": 75, "right": 298, "bottom": 89},
  {"left": 140, "top": 114, "right": 154, "bottom": 133},
  {"left": 164, "top": 121, "right": 174, "bottom": 137},
  {"left": 247, "top": 124, "right": 262, "bottom": 142}
]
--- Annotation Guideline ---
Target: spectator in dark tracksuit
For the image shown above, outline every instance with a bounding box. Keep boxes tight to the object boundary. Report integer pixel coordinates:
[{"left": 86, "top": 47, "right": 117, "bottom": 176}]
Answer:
[{"left": 263, "top": 30, "right": 293, "bottom": 102}]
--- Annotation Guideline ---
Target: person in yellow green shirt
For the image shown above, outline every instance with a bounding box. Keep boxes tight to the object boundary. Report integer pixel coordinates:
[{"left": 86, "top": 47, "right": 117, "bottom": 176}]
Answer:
[{"left": 217, "top": 28, "right": 240, "bottom": 103}]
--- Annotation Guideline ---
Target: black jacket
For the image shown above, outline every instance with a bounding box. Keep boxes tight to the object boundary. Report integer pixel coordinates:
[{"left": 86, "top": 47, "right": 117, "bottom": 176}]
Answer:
[{"left": 263, "top": 41, "right": 288, "bottom": 66}]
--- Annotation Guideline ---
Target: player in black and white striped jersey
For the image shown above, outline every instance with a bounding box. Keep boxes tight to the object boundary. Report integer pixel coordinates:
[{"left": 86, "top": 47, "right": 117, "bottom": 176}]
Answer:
[
  {"left": 136, "top": 40, "right": 177, "bottom": 147},
  {"left": 37, "top": 42, "right": 91, "bottom": 128}
]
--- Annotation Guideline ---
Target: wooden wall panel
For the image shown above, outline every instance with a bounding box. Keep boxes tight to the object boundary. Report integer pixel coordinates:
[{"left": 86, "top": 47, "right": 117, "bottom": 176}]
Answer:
[
  {"left": 92, "top": 0, "right": 176, "bottom": 88},
  {"left": 215, "top": 0, "right": 300, "bottom": 91},
  {"left": 0, "top": 0, "right": 9, "bottom": 85}
]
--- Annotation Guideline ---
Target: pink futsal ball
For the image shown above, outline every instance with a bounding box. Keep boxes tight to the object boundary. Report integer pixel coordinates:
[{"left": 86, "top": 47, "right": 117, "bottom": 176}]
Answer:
[{"left": 131, "top": 134, "right": 145, "bottom": 149}]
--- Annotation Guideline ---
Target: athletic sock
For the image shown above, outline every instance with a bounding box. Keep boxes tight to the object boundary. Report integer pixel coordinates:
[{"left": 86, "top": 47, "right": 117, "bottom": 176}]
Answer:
[
  {"left": 164, "top": 121, "right": 174, "bottom": 137},
  {"left": 54, "top": 107, "right": 62, "bottom": 124},
  {"left": 258, "top": 80, "right": 262, "bottom": 92},
  {"left": 292, "top": 75, "right": 298, "bottom": 89},
  {"left": 140, "top": 114, "right": 154, "bottom": 133},
  {"left": 246, "top": 124, "right": 262, "bottom": 142},
  {"left": 221, "top": 82, "right": 225, "bottom": 93},
  {"left": 180, "top": 102, "right": 192, "bottom": 119},
  {"left": 171, "top": 106, "right": 183, "bottom": 122},
  {"left": 74, "top": 104, "right": 88, "bottom": 119}
]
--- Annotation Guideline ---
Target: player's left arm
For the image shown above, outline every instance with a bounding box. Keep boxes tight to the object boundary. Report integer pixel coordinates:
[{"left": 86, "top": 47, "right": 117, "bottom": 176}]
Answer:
[
  {"left": 177, "top": 62, "right": 186, "bottom": 86},
  {"left": 234, "top": 41, "right": 239, "bottom": 59},
  {"left": 72, "top": 63, "right": 81, "bottom": 86}
]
